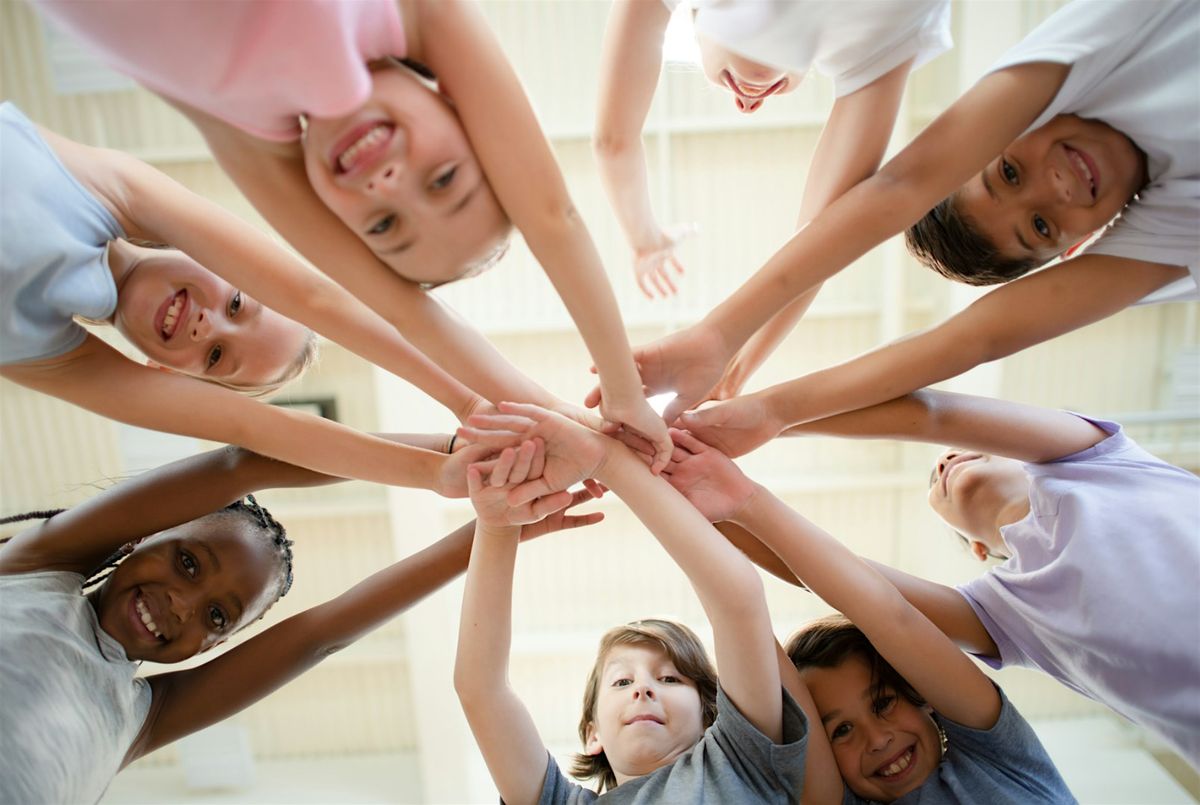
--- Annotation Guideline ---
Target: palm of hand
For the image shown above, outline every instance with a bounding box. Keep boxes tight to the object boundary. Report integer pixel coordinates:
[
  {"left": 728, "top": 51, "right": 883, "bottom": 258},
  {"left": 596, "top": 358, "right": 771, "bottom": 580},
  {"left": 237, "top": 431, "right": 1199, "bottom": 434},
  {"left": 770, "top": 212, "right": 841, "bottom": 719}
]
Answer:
[{"left": 667, "top": 454, "right": 750, "bottom": 522}]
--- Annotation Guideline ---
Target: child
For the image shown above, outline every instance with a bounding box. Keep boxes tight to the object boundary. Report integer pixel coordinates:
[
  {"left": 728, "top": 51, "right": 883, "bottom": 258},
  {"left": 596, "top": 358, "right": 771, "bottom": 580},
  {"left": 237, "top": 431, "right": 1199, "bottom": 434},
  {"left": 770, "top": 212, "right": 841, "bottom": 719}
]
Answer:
[
  {"left": 774, "top": 390, "right": 1200, "bottom": 767},
  {"left": 453, "top": 403, "right": 837, "bottom": 803},
  {"left": 594, "top": 0, "right": 948, "bottom": 396},
  {"left": 34, "top": 0, "right": 673, "bottom": 469},
  {"left": 636, "top": 426, "right": 1075, "bottom": 801},
  {"left": 618, "top": 0, "right": 1197, "bottom": 426},
  {"left": 0, "top": 101, "right": 501, "bottom": 492},
  {"left": 0, "top": 435, "right": 600, "bottom": 803}
]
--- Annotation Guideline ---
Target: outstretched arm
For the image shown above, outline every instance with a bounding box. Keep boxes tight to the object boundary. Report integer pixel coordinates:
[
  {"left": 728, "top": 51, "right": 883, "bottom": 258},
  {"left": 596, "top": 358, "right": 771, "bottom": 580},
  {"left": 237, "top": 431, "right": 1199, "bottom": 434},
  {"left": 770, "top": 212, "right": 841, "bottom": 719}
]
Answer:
[
  {"left": 460, "top": 403, "right": 785, "bottom": 743},
  {"left": 631, "top": 62, "right": 1073, "bottom": 419},
  {"left": 734, "top": 485, "right": 1001, "bottom": 731},
  {"left": 0, "top": 337, "right": 484, "bottom": 496},
  {"left": 42, "top": 128, "right": 484, "bottom": 422},
  {"left": 414, "top": 0, "right": 672, "bottom": 470},
  {"left": 137, "top": 465, "right": 602, "bottom": 762},
  {"left": 682, "top": 253, "right": 1185, "bottom": 457},
  {"left": 781, "top": 389, "right": 1108, "bottom": 463},
  {"left": 594, "top": 0, "right": 687, "bottom": 299},
  {"left": 172, "top": 103, "right": 555, "bottom": 413},
  {"left": 454, "top": 443, "right": 592, "bottom": 804},
  {"left": 712, "top": 59, "right": 913, "bottom": 399}
]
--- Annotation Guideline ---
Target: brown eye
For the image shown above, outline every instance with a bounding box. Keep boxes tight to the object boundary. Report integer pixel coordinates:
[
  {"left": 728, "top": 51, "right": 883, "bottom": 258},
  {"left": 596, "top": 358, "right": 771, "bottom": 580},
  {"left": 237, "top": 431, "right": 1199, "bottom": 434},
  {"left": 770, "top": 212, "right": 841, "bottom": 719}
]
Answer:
[
  {"left": 430, "top": 167, "right": 457, "bottom": 190},
  {"left": 1001, "top": 159, "right": 1018, "bottom": 184},
  {"left": 367, "top": 214, "right": 396, "bottom": 236},
  {"left": 207, "top": 344, "right": 223, "bottom": 369},
  {"left": 228, "top": 291, "right": 243, "bottom": 317},
  {"left": 1033, "top": 214, "right": 1051, "bottom": 238}
]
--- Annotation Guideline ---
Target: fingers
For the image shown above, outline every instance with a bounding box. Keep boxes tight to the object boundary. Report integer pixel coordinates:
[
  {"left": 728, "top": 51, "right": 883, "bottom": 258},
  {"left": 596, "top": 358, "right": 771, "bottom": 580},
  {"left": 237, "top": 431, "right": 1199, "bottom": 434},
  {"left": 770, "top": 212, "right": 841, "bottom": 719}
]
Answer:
[
  {"left": 584, "top": 385, "right": 602, "bottom": 408},
  {"left": 506, "top": 440, "right": 537, "bottom": 485},
  {"left": 466, "top": 412, "right": 537, "bottom": 432},
  {"left": 507, "top": 477, "right": 552, "bottom": 507},
  {"left": 528, "top": 437, "right": 546, "bottom": 481},
  {"left": 582, "top": 479, "right": 607, "bottom": 498},
  {"left": 456, "top": 425, "right": 524, "bottom": 448},
  {"left": 615, "top": 428, "right": 655, "bottom": 457},
  {"left": 529, "top": 489, "right": 574, "bottom": 520},
  {"left": 648, "top": 433, "right": 673, "bottom": 475},
  {"left": 466, "top": 465, "right": 484, "bottom": 496},
  {"left": 662, "top": 394, "right": 695, "bottom": 428},
  {"left": 668, "top": 427, "right": 711, "bottom": 455},
  {"left": 489, "top": 446, "right": 518, "bottom": 487},
  {"left": 495, "top": 401, "right": 552, "bottom": 422},
  {"left": 558, "top": 512, "right": 605, "bottom": 529},
  {"left": 653, "top": 263, "right": 678, "bottom": 297}
]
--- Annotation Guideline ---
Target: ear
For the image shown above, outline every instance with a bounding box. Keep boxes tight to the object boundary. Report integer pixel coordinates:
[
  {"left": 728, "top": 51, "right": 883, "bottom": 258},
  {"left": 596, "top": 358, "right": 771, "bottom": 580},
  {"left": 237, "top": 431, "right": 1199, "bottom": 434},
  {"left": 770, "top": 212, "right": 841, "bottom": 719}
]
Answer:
[
  {"left": 1062, "top": 236, "right": 1094, "bottom": 260},
  {"left": 969, "top": 540, "right": 992, "bottom": 562},
  {"left": 584, "top": 722, "right": 604, "bottom": 757}
]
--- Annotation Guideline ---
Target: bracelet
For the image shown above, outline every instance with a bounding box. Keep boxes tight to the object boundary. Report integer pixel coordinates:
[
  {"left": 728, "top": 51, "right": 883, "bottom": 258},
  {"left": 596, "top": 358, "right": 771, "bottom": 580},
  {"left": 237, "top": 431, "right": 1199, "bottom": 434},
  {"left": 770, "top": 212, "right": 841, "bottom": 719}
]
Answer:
[{"left": 447, "top": 434, "right": 458, "bottom": 454}]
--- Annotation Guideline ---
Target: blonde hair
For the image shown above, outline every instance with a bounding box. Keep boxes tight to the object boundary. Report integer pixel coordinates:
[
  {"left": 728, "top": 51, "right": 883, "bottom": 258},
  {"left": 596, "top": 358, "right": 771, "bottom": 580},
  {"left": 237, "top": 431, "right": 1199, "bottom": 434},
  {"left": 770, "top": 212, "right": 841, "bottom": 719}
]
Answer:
[
  {"left": 208, "top": 328, "right": 319, "bottom": 399},
  {"left": 570, "top": 620, "right": 718, "bottom": 793}
]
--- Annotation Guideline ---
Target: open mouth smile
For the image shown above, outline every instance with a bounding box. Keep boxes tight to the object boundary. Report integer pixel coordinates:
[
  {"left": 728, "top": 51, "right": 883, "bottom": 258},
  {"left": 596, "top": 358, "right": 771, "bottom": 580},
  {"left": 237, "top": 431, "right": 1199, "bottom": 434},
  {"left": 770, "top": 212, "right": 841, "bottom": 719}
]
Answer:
[
  {"left": 873, "top": 744, "right": 917, "bottom": 784},
  {"left": 331, "top": 122, "right": 395, "bottom": 176},
  {"left": 1064, "top": 145, "right": 1099, "bottom": 201},
  {"left": 722, "top": 71, "right": 786, "bottom": 101},
  {"left": 132, "top": 590, "right": 166, "bottom": 643},
  {"left": 940, "top": 453, "right": 982, "bottom": 496},
  {"left": 156, "top": 290, "right": 188, "bottom": 342}
]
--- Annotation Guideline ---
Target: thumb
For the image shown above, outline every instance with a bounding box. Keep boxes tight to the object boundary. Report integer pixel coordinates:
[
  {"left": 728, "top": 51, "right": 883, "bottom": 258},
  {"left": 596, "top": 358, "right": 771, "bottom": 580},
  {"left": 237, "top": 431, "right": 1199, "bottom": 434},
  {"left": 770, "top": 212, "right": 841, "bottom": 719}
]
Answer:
[{"left": 662, "top": 394, "right": 693, "bottom": 427}]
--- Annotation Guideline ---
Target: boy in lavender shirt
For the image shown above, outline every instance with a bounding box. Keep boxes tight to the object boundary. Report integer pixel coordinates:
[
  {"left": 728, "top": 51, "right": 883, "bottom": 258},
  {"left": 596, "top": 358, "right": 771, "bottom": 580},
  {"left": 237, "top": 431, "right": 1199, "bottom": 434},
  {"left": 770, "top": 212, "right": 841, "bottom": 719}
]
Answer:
[{"left": 646, "top": 390, "right": 1200, "bottom": 768}]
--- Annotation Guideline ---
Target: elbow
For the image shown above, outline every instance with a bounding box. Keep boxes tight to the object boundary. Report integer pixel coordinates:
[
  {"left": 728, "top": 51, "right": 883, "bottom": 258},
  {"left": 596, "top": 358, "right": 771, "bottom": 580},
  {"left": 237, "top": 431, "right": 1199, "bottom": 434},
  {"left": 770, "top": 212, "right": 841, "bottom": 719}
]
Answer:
[{"left": 591, "top": 129, "right": 633, "bottom": 161}]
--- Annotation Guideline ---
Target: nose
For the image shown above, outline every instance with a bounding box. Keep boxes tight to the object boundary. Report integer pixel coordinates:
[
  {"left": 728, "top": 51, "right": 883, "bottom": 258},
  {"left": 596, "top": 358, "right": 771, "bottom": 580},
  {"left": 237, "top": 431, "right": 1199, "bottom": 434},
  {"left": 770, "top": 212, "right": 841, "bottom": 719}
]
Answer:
[
  {"left": 864, "top": 719, "right": 894, "bottom": 753},
  {"left": 366, "top": 164, "right": 402, "bottom": 195},
  {"left": 937, "top": 451, "right": 959, "bottom": 477},
  {"left": 1047, "top": 163, "right": 1073, "bottom": 204},
  {"left": 189, "top": 309, "right": 212, "bottom": 342},
  {"left": 167, "top": 587, "right": 199, "bottom": 623},
  {"left": 632, "top": 683, "right": 657, "bottom": 701},
  {"left": 735, "top": 96, "right": 764, "bottom": 114}
]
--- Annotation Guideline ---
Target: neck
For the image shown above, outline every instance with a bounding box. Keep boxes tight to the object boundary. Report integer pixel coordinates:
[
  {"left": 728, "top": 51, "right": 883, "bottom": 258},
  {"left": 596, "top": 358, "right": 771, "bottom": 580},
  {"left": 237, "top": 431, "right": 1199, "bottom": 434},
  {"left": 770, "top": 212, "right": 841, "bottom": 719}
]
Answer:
[{"left": 106, "top": 239, "right": 140, "bottom": 310}]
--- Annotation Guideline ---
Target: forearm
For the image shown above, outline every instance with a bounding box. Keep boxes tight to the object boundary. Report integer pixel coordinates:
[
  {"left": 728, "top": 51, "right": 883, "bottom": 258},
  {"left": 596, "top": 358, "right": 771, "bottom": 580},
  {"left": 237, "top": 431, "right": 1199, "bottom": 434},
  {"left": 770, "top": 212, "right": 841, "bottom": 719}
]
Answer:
[
  {"left": 596, "top": 138, "right": 664, "bottom": 252},
  {"left": 454, "top": 523, "right": 521, "bottom": 700},
  {"left": 721, "top": 286, "right": 821, "bottom": 393}
]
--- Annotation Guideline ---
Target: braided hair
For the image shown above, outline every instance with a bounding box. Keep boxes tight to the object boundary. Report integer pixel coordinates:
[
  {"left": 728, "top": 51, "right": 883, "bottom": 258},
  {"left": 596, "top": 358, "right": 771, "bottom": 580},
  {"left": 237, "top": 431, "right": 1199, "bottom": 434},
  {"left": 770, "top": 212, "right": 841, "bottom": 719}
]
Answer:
[{"left": 0, "top": 497, "right": 295, "bottom": 604}]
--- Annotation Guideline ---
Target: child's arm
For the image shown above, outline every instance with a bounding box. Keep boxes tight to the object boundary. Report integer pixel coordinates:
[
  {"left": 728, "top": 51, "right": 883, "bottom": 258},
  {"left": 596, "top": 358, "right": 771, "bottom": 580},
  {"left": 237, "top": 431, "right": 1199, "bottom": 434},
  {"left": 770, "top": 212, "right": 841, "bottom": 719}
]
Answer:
[
  {"left": 712, "top": 59, "right": 914, "bottom": 401},
  {"left": 734, "top": 485, "right": 1002, "bottom": 730},
  {"left": 0, "top": 433, "right": 463, "bottom": 577},
  {"left": 462, "top": 403, "right": 785, "bottom": 743},
  {"left": 781, "top": 389, "right": 1108, "bottom": 462},
  {"left": 593, "top": 0, "right": 687, "bottom": 299},
  {"left": 132, "top": 447, "right": 603, "bottom": 761},
  {"left": 629, "top": 62, "right": 1075, "bottom": 421},
  {"left": 412, "top": 0, "right": 673, "bottom": 471},
  {"left": 0, "top": 338, "right": 485, "bottom": 496},
  {"left": 169, "top": 104, "right": 558, "bottom": 416},
  {"left": 683, "top": 253, "right": 1184, "bottom": 456},
  {"left": 45, "top": 129, "right": 485, "bottom": 422},
  {"left": 634, "top": 428, "right": 999, "bottom": 658},
  {"left": 454, "top": 448, "right": 585, "bottom": 805}
]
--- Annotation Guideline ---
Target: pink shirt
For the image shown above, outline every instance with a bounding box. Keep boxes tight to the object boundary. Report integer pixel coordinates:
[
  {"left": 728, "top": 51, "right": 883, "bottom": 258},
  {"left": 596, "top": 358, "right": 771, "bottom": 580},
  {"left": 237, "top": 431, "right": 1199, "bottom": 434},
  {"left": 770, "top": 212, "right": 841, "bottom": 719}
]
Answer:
[{"left": 37, "top": 0, "right": 407, "bottom": 142}]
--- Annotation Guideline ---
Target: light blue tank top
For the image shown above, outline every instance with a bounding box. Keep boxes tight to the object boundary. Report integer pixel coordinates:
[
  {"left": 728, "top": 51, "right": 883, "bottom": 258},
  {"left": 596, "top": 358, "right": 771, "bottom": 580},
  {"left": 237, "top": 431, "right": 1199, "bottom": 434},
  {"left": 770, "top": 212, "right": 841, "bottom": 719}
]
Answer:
[{"left": 0, "top": 102, "right": 123, "bottom": 364}]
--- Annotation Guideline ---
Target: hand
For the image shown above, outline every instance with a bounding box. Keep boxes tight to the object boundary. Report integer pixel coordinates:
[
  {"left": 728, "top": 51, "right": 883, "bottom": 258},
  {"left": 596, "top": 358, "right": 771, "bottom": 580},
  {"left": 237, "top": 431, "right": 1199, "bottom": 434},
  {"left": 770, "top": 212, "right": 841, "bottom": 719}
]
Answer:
[
  {"left": 660, "top": 429, "right": 758, "bottom": 522},
  {"left": 437, "top": 441, "right": 502, "bottom": 498},
  {"left": 675, "top": 393, "right": 782, "bottom": 458},
  {"left": 588, "top": 324, "right": 734, "bottom": 426},
  {"left": 467, "top": 439, "right": 574, "bottom": 530},
  {"left": 705, "top": 350, "right": 754, "bottom": 403},
  {"left": 632, "top": 223, "right": 696, "bottom": 300},
  {"left": 518, "top": 482, "right": 606, "bottom": 541},
  {"left": 457, "top": 402, "right": 610, "bottom": 505},
  {"left": 597, "top": 392, "right": 672, "bottom": 475}
]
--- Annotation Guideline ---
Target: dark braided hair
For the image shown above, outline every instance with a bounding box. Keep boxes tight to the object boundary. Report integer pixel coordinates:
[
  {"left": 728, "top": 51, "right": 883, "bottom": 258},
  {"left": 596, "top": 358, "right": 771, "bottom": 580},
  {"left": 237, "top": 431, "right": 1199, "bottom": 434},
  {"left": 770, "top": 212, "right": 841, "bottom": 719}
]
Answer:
[{"left": 0, "top": 497, "right": 295, "bottom": 604}]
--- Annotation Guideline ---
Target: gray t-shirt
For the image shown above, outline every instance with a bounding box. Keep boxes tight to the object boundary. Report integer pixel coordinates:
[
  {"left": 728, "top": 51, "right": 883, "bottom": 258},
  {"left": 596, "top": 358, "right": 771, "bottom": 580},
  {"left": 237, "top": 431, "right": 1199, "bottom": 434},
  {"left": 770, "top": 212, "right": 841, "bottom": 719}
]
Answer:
[
  {"left": 537, "top": 685, "right": 807, "bottom": 804},
  {"left": 0, "top": 570, "right": 151, "bottom": 804},
  {"left": 843, "top": 689, "right": 1075, "bottom": 804},
  {"left": 0, "top": 102, "right": 122, "bottom": 365}
]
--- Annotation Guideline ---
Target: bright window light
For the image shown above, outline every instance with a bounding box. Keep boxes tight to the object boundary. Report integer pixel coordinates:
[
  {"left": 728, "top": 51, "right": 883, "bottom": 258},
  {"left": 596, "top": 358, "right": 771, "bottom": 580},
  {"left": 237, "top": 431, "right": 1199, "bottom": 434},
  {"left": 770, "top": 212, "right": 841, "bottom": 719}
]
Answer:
[{"left": 662, "top": 3, "right": 700, "bottom": 65}]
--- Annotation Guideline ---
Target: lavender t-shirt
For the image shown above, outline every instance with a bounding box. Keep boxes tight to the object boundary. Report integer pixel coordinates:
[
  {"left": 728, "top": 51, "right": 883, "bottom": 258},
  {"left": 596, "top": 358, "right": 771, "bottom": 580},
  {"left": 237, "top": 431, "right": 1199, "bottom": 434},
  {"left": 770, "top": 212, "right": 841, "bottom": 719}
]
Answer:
[{"left": 959, "top": 417, "right": 1200, "bottom": 766}]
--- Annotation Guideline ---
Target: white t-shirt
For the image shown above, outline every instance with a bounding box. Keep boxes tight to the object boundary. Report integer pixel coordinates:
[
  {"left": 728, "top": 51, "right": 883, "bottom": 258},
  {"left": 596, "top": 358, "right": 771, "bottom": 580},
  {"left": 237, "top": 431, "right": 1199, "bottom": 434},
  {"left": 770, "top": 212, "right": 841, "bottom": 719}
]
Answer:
[
  {"left": 666, "top": 0, "right": 952, "bottom": 97},
  {"left": 0, "top": 570, "right": 151, "bottom": 804},
  {"left": 988, "top": 0, "right": 1200, "bottom": 303}
]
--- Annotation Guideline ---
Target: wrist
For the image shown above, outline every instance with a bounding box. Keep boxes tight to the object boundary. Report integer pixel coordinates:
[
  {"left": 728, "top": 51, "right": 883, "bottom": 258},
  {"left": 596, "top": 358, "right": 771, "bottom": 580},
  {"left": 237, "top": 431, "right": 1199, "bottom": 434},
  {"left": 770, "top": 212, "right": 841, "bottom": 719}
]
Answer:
[
  {"left": 476, "top": 521, "right": 521, "bottom": 540},
  {"left": 728, "top": 482, "right": 769, "bottom": 528}
]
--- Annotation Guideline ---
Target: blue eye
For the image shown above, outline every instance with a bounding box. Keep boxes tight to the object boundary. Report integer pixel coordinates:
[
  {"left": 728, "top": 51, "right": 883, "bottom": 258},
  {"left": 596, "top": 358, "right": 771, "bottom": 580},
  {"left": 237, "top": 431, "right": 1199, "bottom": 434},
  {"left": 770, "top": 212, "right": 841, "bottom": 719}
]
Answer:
[
  {"left": 367, "top": 215, "right": 395, "bottom": 236},
  {"left": 1000, "top": 159, "right": 1018, "bottom": 184},
  {"left": 1033, "top": 214, "right": 1051, "bottom": 238}
]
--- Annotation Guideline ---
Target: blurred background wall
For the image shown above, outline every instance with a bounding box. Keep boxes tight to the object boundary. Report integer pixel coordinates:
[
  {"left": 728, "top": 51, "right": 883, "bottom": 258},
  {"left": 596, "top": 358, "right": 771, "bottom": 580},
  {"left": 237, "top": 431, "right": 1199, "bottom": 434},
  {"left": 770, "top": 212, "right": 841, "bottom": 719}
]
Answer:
[{"left": 1, "top": 0, "right": 1196, "bottom": 802}]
